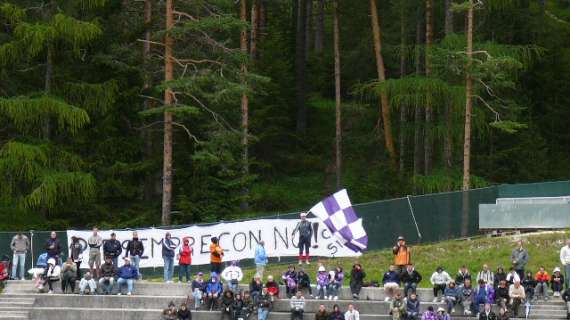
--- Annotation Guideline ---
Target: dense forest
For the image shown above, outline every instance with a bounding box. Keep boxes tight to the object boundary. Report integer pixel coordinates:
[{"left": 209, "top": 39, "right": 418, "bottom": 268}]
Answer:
[{"left": 0, "top": 0, "right": 569, "bottom": 230}]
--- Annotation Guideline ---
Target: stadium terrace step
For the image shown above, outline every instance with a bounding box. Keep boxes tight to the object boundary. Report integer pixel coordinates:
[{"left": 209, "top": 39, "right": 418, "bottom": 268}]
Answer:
[{"left": 0, "top": 296, "right": 33, "bottom": 319}]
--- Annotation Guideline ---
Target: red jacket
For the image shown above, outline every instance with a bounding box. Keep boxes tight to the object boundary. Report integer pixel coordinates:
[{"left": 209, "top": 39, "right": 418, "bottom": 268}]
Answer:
[
  {"left": 179, "top": 245, "right": 192, "bottom": 265},
  {"left": 535, "top": 271, "right": 550, "bottom": 283}
]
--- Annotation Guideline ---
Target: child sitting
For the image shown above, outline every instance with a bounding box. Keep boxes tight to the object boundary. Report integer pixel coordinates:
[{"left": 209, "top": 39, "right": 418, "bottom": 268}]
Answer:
[
  {"left": 316, "top": 265, "right": 329, "bottom": 299},
  {"left": 282, "top": 265, "right": 298, "bottom": 298}
]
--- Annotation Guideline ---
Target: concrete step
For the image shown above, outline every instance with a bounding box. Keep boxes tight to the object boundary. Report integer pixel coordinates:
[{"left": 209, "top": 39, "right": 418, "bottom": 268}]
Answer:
[{"left": 0, "top": 311, "right": 28, "bottom": 319}]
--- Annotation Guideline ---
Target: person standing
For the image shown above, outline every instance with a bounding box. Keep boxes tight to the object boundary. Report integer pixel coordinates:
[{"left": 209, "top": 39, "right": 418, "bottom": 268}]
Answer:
[
  {"left": 125, "top": 231, "right": 144, "bottom": 279},
  {"left": 393, "top": 236, "right": 411, "bottom": 273},
  {"left": 210, "top": 237, "right": 224, "bottom": 274},
  {"left": 560, "top": 239, "right": 570, "bottom": 289},
  {"left": 87, "top": 227, "right": 103, "bottom": 278},
  {"left": 511, "top": 239, "right": 529, "bottom": 281},
  {"left": 10, "top": 233, "right": 29, "bottom": 280},
  {"left": 162, "top": 232, "right": 176, "bottom": 283},
  {"left": 69, "top": 236, "right": 84, "bottom": 279},
  {"left": 45, "top": 231, "right": 62, "bottom": 263},
  {"left": 103, "top": 233, "right": 123, "bottom": 268},
  {"left": 254, "top": 240, "right": 268, "bottom": 279},
  {"left": 177, "top": 238, "right": 192, "bottom": 283},
  {"left": 292, "top": 212, "right": 312, "bottom": 265}
]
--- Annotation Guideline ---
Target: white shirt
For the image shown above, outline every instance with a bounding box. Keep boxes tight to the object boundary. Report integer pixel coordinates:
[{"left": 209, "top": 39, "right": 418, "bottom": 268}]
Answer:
[
  {"left": 506, "top": 272, "right": 520, "bottom": 283},
  {"left": 560, "top": 246, "right": 570, "bottom": 265},
  {"left": 221, "top": 266, "right": 244, "bottom": 282},
  {"left": 345, "top": 310, "right": 360, "bottom": 320}
]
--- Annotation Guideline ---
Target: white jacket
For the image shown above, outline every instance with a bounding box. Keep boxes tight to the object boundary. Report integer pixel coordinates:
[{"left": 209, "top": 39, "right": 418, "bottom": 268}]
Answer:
[
  {"left": 222, "top": 266, "right": 243, "bottom": 282},
  {"left": 560, "top": 246, "right": 570, "bottom": 265},
  {"left": 46, "top": 265, "right": 61, "bottom": 278},
  {"left": 345, "top": 310, "right": 360, "bottom": 320},
  {"left": 430, "top": 271, "right": 451, "bottom": 285}
]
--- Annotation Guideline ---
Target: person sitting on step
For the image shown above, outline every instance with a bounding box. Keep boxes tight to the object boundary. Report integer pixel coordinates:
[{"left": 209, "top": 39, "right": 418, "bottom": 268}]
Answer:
[
  {"left": 495, "top": 280, "right": 510, "bottom": 309},
  {"left": 497, "top": 307, "right": 509, "bottom": 320},
  {"left": 316, "top": 265, "right": 329, "bottom": 300},
  {"left": 430, "top": 266, "right": 451, "bottom": 303},
  {"left": 220, "top": 290, "right": 235, "bottom": 320},
  {"left": 444, "top": 280, "right": 460, "bottom": 314},
  {"left": 401, "top": 264, "right": 422, "bottom": 297},
  {"left": 79, "top": 271, "right": 97, "bottom": 295},
  {"left": 249, "top": 274, "right": 263, "bottom": 305},
  {"left": 116, "top": 257, "right": 138, "bottom": 296},
  {"left": 406, "top": 292, "right": 421, "bottom": 320},
  {"left": 257, "top": 287, "right": 272, "bottom": 320},
  {"left": 60, "top": 258, "right": 77, "bottom": 294},
  {"left": 162, "top": 301, "right": 178, "bottom": 320},
  {"left": 315, "top": 304, "right": 329, "bottom": 320},
  {"left": 478, "top": 303, "right": 497, "bottom": 320},
  {"left": 522, "top": 271, "right": 536, "bottom": 301},
  {"left": 192, "top": 272, "right": 207, "bottom": 309},
  {"left": 99, "top": 256, "right": 118, "bottom": 295},
  {"left": 436, "top": 307, "right": 451, "bottom": 320},
  {"left": 330, "top": 304, "right": 344, "bottom": 320},
  {"left": 177, "top": 302, "right": 191, "bottom": 320},
  {"left": 43, "top": 258, "right": 61, "bottom": 294},
  {"left": 552, "top": 267, "right": 565, "bottom": 297},
  {"left": 265, "top": 275, "right": 279, "bottom": 301},
  {"left": 290, "top": 290, "right": 305, "bottom": 320},
  {"left": 383, "top": 264, "right": 401, "bottom": 302},
  {"left": 350, "top": 263, "right": 366, "bottom": 300},
  {"left": 460, "top": 278, "right": 475, "bottom": 316},
  {"left": 296, "top": 270, "right": 312, "bottom": 297},
  {"left": 233, "top": 292, "right": 248, "bottom": 320},
  {"left": 327, "top": 267, "right": 343, "bottom": 300},
  {"left": 455, "top": 265, "right": 472, "bottom": 287},
  {"left": 282, "top": 265, "right": 298, "bottom": 298},
  {"left": 421, "top": 306, "right": 436, "bottom": 320},
  {"left": 222, "top": 260, "right": 243, "bottom": 293},
  {"left": 206, "top": 272, "right": 223, "bottom": 310},
  {"left": 389, "top": 292, "right": 406, "bottom": 320},
  {"left": 508, "top": 280, "right": 525, "bottom": 317}
]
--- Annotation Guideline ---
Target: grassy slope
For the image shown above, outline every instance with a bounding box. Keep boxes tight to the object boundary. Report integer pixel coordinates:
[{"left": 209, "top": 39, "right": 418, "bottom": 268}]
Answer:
[{"left": 239, "top": 231, "right": 570, "bottom": 288}]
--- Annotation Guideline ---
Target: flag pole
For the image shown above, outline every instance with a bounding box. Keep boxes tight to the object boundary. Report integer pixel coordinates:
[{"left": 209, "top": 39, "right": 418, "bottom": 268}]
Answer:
[{"left": 406, "top": 195, "right": 422, "bottom": 239}]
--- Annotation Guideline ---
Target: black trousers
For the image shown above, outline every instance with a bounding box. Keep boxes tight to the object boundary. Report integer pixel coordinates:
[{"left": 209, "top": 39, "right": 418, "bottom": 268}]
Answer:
[{"left": 298, "top": 237, "right": 311, "bottom": 256}]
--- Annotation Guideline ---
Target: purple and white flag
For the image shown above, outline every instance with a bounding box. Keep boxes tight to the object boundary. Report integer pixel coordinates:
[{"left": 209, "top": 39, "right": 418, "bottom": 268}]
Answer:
[{"left": 309, "top": 189, "right": 368, "bottom": 253}]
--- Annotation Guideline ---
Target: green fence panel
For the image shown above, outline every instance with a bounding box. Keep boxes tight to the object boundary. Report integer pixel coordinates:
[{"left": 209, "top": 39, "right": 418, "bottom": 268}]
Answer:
[{"left": 498, "top": 181, "right": 570, "bottom": 198}]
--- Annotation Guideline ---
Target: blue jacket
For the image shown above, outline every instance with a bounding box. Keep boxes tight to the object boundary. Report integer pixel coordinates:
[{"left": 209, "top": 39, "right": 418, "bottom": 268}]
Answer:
[
  {"left": 444, "top": 286, "right": 460, "bottom": 298},
  {"left": 162, "top": 238, "right": 176, "bottom": 258},
  {"left": 36, "top": 253, "right": 48, "bottom": 267},
  {"left": 382, "top": 270, "right": 400, "bottom": 285},
  {"left": 254, "top": 244, "right": 268, "bottom": 266},
  {"left": 118, "top": 264, "right": 138, "bottom": 279},
  {"left": 206, "top": 280, "right": 223, "bottom": 295}
]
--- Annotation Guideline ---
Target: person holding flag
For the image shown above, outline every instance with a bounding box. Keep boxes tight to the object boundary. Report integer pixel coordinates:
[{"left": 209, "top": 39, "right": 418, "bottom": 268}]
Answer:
[{"left": 292, "top": 212, "right": 313, "bottom": 265}]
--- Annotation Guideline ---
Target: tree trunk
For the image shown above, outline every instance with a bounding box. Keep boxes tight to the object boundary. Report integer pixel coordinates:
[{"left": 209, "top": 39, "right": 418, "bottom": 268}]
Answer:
[
  {"left": 251, "top": 0, "right": 259, "bottom": 60},
  {"left": 413, "top": 6, "right": 424, "bottom": 178},
  {"left": 240, "top": 0, "right": 250, "bottom": 212},
  {"left": 462, "top": 0, "right": 474, "bottom": 191},
  {"left": 305, "top": 0, "right": 313, "bottom": 57},
  {"left": 369, "top": 0, "right": 397, "bottom": 170},
  {"left": 333, "top": 0, "right": 342, "bottom": 189},
  {"left": 143, "top": 0, "right": 154, "bottom": 201},
  {"left": 295, "top": 0, "right": 308, "bottom": 135},
  {"left": 43, "top": 45, "right": 53, "bottom": 139},
  {"left": 398, "top": 7, "right": 407, "bottom": 173},
  {"left": 443, "top": 0, "right": 454, "bottom": 169},
  {"left": 424, "top": 0, "right": 434, "bottom": 175},
  {"left": 314, "top": 0, "right": 325, "bottom": 53},
  {"left": 162, "top": 0, "right": 174, "bottom": 225}
]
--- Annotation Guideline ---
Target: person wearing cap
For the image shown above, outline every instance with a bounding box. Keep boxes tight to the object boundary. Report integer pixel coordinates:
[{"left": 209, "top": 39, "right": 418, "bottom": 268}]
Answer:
[
  {"left": 478, "top": 303, "right": 497, "bottom": 320},
  {"left": 382, "top": 264, "right": 401, "bottom": 302},
  {"left": 316, "top": 265, "right": 329, "bottom": 299},
  {"left": 125, "top": 231, "right": 144, "bottom": 279},
  {"left": 290, "top": 290, "right": 305, "bottom": 320},
  {"left": 436, "top": 307, "right": 451, "bottom": 320},
  {"left": 255, "top": 240, "right": 268, "bottom": 279},
  {"left": 177, "top": 238, "right": 192, "bottom": 283},
  {"left": 99, "top": 256, "right": 118, "bottom": 294},
  {"left": 192, "top": 272, "right": 207, "bottom": 309},
  {"left": 88, "top": 227, "right": 103, "bottom": 278},
  {"left": 508, "top": 280, "right": 525, "bottom": 317},
  {"left": 10, "top": 232, "right": 29, "bottom": 280},
  {"left": 430, "top": 266, "right": 451, "bottom": 303},
  {"left": 222, "top": 260, "right": 244, "bottom": 293},
  {"left": 553, "top": 267, "right": 565, "bottom": 297},
  {"left": 79, "top": 271, "right": 97, "bottom": 295},
  {"left": 292, "top": 212, "right": 313, "bottom": 265},
  {"left": 117, "top": 257, "right": 138, "bottom": 295},
  {"left": 511, "top": 239, "right": 529, "bottom": 281},
  {"left": 345, "top": 304, "right": 360, "bottom": 320},
  {"left": 393, "top": 236, "right": 410, "bottom": 274},
  {"left": 104, "top": 232, "right": 123, "bottom": 268},
  {"left": 210, "top": 237, "right": 224, "bottom": 274},
  {"left": 162, "top": 232, "right": 177, "bottom": 283},
  {"left": 43, "top": 257, "right": 61, "bottom": 294},
  {"left": 401, "top": 264, "right": 422, "bottom": 297}
]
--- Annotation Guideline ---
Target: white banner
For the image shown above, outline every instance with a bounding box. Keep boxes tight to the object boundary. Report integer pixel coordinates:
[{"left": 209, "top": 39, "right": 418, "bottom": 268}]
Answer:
[{"left": 67, "top": 218, "right": 360, "bottom": 268}]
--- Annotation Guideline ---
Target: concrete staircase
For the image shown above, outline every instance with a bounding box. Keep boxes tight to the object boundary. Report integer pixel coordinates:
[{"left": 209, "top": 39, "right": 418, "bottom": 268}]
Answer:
[{"left": 1, "top": 281, "right": 567, "bottom": 320}]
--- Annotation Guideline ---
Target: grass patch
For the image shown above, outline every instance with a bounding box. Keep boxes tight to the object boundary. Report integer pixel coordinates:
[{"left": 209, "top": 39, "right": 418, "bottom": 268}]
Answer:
[{"left": 146, "top": 231, "right": 570, "bottom": 287}]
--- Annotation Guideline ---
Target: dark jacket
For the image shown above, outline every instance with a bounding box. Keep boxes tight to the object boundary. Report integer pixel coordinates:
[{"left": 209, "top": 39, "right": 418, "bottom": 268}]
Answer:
[
  {"left": 192, "top": 279, "right": 206, "bottom": 292},
  {"left": 330, "top": 311, "right": 344, "bottom": 320},
  {"left": 177, "top": 308, "right": 191, "bottom": 320},
  {"left": 562, "top": 288, "right": 570, "bottom": 302},
  {"left": 401, "top": 270, "right": 422, "bottom": 284},
  {"left": 522, "top": 278, "right": 536, "bottom": 291},
  {"left": 103, "top": 239, "right": 123, "bottom": 258},
  {"left": 221, "top": 293, "right": 234, "bottom": 312},
  {"left": 494, "top": 272, "right": 507, "bottom": 288},
  {"left": 406, "top": 298, "right": 420, "bottom": 314},
  {"left": 258, "top": 293, "right": 271, "bottom": 309},
  {"left": 479, "top": 311, "right": 497, "bottom": 320},
  {"left": 455, "top": 271, "right": 471, "bottom": 285},
  {"left": 101, "top": 262, "right": 118, "bottom": 278},
  {"left": 233, "top": 299, "right": 246, "bottom": 316},
  {"left": 496, "top": 286, "right": 509, "bottom": 300},
  {"left": 118, "top": 264, "right": 138, "bottom": 279},
  {"left": 294, "top": 221, "right": 312, "bottom": 240},
  {"left": 69, "top": 241, "right": 84, "bottom": 261},
  {"left": 350, "top": 268, "right": 366, "bottom": 286},
  {"left": 250, "top": 279, "right": 263, "bottom": 293},
  {"left": 315, "top": 311, "right": 329, "bottom": 320},
  {"left": 45, "top": 238, "right": 62, "bottom": 257},
  {"left": 297, "top": 273, "right": 311, "bottom": 288},
  {"left": 162, "top": 238, "right": 176, "bottom": 258},
  {"left": 125, "top": 238, "right": 144, "bottom": 257},
  {"left": 382, "top": 270, "right": 400, "bottom": 285}
]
